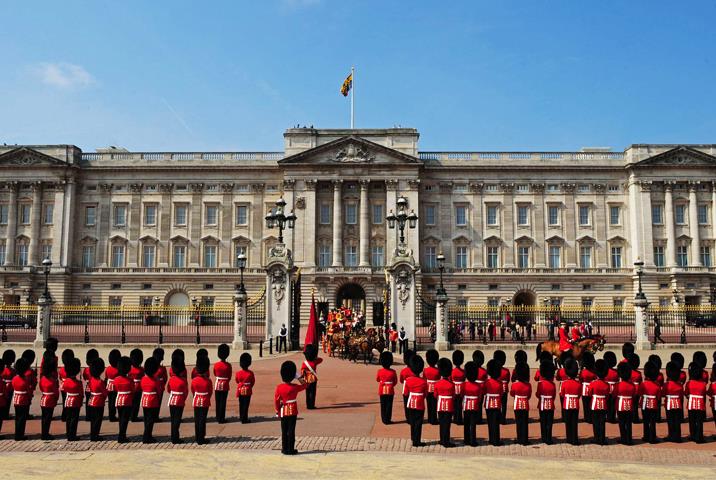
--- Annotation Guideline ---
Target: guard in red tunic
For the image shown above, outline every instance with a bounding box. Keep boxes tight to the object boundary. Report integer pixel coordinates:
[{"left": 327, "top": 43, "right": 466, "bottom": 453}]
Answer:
[
  {"left": 152, "top": 347, "right": 167, "bottom": 407},
  {"left": 708, "top": 376, "right": 716, "bottom": 431},
  {"left": 587, "top": 359, "right": 610, "bottom": 445},
  {"left": 493, "top": 350, "right": 510, "bottom": 425},
  {"left": 62, "top": 357, "right": 83, "bottom": 441},
  {"left": 472, "top": 350, "right": 487, "bottom": 425},
  {"left": 462, "top": 361, "right": 483, "bottom": 446},
  {"left": 274, "top": 361, "right": 308, "bottom": 455},
  {"left": 620, "top": 342, "right": 635, "bottom": 365},
  {"left": 603, "top": 351, "right": 619, "bottom": 424},
  {"left": 167, "top": 356, "right": 188, "bottom": 444},
  {"left": 579, "top": 352, "right": 597, "bottom": 423},
  {"left": 169, "top": 348, "right": 187, "bottom": 380},
  {"left": 301, "top": 344, "right": 323, "bottom": 410},
  {"left": 559, "top": 359, "right": 582, "bottom": 446},
  {"left": 376, "top": 351, "right": 397, "bottom": 425},
  {"left": 638, "top": 361, "right": 661, "bottom": 444},
  {"left": 11, "top": 357, "right": 31, "bottom": 441},
  {"left": 451, "top": 351, "right": 465, "bottom": 426},
  {"left": 435, "top": 358, "right": 456, "bottom": 447},
  {"left": 83, "top": 348, "right": 99, "bottom": 421},
  {"left": 558, "top": 320, "right": 572, "bottom": 354},
  {"left": 670, "top": 352, "right": 686, "bottom": 385},
  {"left": 105, "top": 349, "right": 121, "bottom": 423},
  {"left": 129, "top": 348, "right": 145, "bottom": 422},
  {"left": 403, "top": 355, "right": 428, "bottom": 447},
  {"left": 58, "top": 348, "right": 73, "bottom": 422},
  {"left": 628, "top": 353, "right": 643, "bottom": 424},
  {"left": 114, "top": 356, "right": 134, "bottom": 443},
  {"left": 693, "top": 351, "right": 709, "bottom": 382},
  {"left": 191, "top": 356, "right": 213, "bottom": 445},
  {"left": 399, "top": 350, "right": 416, "bottom": 421},
  {"left": 235, "top": 353, "right": 255, "bottom": 424},
  {"left": 191, "top": 348, "right": 209, "bottom": 379},
  {"left": 38, "top": 352, "right": 59, "bottom": 440},
  {"left": 20, "top": 349, "right": 37, "bottom": 404},
  {"left": 1, "top": 350, "right": 16, "bottom": 422},
  {"left": 87, "top": 358, "right": 107, "bottom": 442},
  {"left": 662, "top": 361, "right": 684, "bottom": 442},
  {"left": 614, "top": 362, "right": 635, "bottom": 445},
  {"left": 423, "top": 349, "right": 440, "bottom": 425},
  {"left": 483, "top": 359, "right": 504, "bottom": 446},
  {"left": 684, "top": 362, "right": 707, "bottom": 443},
  {"left": 140, "top": 357, "right": 160, "bottom": 443},
  {"left": 536, "top": 361, "right": 557, "bottom": 444},
  {"left": 510, "top": 362, "right": 532, "bottom": 445},
  {"left": 0, "top": 358, "right": 6, "bottom": 435},
  {"left": 511, "top": 350, "right": 528, "bottom": 382},
  {"left": 648, "top": 354, "right": 664, "bottom": 423},
  {"left": 213, "top": 344, "right": 232, "bottom": 424}
]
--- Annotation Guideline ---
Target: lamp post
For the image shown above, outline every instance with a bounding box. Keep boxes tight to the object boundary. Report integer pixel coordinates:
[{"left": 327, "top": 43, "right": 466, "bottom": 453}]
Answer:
[
  {"left": 386, "top": 196, "right": 418, "bottom": 248},
  {"left": 265, "top": 198, "right": 296, "bottom": 245},
  {"left": 192, "top": 296, "right": 200, "bottom": 344},
  {"left": 41, "top": 257, "right": 52, "bottom": 302},
  {"left": 237, "top": 252, "right": 247, "bottom": 294},
  {"left": 634, "top": 259, "right": 646, "bottom": 302},
  {"left": 154, "top": 295, "right": 163, "bottom": 344},
  {"left": 436, "top": 252, "right": 446, "bottom": 297}
]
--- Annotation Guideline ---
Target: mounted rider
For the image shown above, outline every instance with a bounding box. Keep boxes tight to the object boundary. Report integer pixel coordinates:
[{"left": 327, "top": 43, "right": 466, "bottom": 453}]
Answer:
[{"left": 558, "top": 320, "right": 573, "bottom": 353}]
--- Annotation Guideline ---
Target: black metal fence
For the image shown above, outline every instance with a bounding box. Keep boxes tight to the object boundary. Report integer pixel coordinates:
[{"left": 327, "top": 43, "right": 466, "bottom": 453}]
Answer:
[
  {"left": 246, "top": 289, "right": 266, "bottom": 344},
  {"left": 0, "top": 305, "right": 38, "bottom": 343},
  {"left": 415, "top": 292, "right": 435, "bottom": 345},
  {"left": 647, "top": 305, "right": 716, "bottom": 344}
]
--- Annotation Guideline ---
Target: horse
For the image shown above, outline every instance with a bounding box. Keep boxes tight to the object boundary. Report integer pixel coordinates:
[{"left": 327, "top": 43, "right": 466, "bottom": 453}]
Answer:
[{"left": 536, "top": 335, "right": 606, "bottom": 365}]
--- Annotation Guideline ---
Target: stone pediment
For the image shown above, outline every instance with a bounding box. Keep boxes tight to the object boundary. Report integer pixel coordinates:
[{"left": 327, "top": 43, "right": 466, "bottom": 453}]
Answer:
[
  {"left": 0, "top": 147, "right": 68, "bottom": 167},
  {"left": 634, "top": 146, "right": 716, "bottom": 168},
  {"left": 278, "top": 135, "right": 421, "bottom": 166}
]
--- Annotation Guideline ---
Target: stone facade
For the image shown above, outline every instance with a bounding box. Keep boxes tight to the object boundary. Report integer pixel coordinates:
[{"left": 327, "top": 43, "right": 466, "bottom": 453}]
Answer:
[{"left": 1, "top": 129, "right": 715, "bottom": 321}]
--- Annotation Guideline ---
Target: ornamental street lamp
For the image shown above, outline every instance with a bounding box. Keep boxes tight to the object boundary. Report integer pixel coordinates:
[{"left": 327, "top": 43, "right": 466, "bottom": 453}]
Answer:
[
  {"left": 436, "top": 252, "right": 447, "bottom": 300},
  {"left": 634, "top": 259, "right": 646, "bottom": 301},
  {"left": 41, "top": 257, "right": 52, "bottom": 302},
  {"left": 386, "top": 196, "right": 417, "bottom": 246},
  {"left": 265, "top": 198, "right": 296, "bottom": 244},
  {"left": 237, "top": 252, "right": 247, "bottom": 294}
]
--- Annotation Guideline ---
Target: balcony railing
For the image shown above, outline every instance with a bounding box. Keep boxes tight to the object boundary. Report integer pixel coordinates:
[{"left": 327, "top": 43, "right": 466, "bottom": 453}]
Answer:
[
  {"left": 71, "top": 267, "right": 267, "bottom": 274},
  {"left": 81, "top": 152, "right": 284, "bottom": 162},
  {"left": 418, "top": 151, "right": 625, "bottom": 162},
  {"left": 314, "top": 266, "right": 385, "bottom": 274},
  {"left": 420, "top": 266, "right": 634, "bottom": 274}
]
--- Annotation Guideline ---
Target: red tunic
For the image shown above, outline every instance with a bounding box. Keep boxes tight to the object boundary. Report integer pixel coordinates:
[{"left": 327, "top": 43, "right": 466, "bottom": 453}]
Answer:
[
  {"left": 536, "top": 379, "right": 556, "bottom": 411},
  {"left": 39, "top": 376, "right": 59, "bottom": 408},
  {"left": 655, "top": 372, "right": 665, "bottom": 387},
  {"left": 613, "top": 380, "right": 636, "bottom": 412},
  {"left": 58, "top": 366, "right": 67, "bottom": 392},
  {"left": 191, "top": 375, "right": 213, "bottom": 408},
  {"left": 605, "top": 368, "right": 619, "bottom": 394},
  {"left": 476, "top": 367, "right": 488, "bottom": 385},
  {"left": 63, "top": 377, "right": 83, "bottom": 408},
  {"left": 11, "top": 375, "right": 31, "bottom": 406},
  {"left": 533, "top": 370, "right": 542, "bottom": 382},
  {"left": 462, "top": 380, "right": 482, "bottom": 411},
  {"left": 129, "top": 365, "right": 145, "bottom": 392},
  {"left": 434, "top": 378, "right": 455, "bottom": 412},
  {"left": 399, "top": 366, "right": 415, "bottom": 397},
  {"left": 167, "top": 375, "right": 188, "bottom": 407},
  {"left": 105, "top": 365, "right": 119, "bottom": 393},
  {"left": 555, "top": 367, "right": 568, "bottom": 382},
  {"left": 87, "top": 377, "right": 108, "bottom": 407},
  {"left": 170, "top": 366, "right": 188, "bottom": 380},
  {"left": 678, "top": 370, "right": 687, "bottom": 385},
  {"left": 39, "top": 354, "right": 58, "bottom": 380},
  {"left": 558, "top": 327, "right": 571, "bottom": 351},
  {"left": 570, "top": 327, "right": 580, "bottom": 341},
  {"left": 510, "top": 380, "right": 532, "bottom": 411},
  {"left": 403, "top": 375, "right": 428, "bottom": 410},
  {"left": 587, "top": 379, "right": 610, "bottom": 411},
  {"left": 637, "top": 380, "right": 661, "bottom": 410},
  {"left": 483, "top": 378, "right": 503, "bottom": 409},
  {"left": 376, "top": 367, "right": 398, "bottom": 396},
  {"left": 579, "top": 369, "right": 598, "bottom": 397},
  {"left": 140, "top": 375, "right": 160, "bottom": 408},
  {"left": 684, "top": 380, "right": 707, "bottom": 411},
  {"left": 213, "top": 361, "right": 232, "bottom": 392},
  {"left": 499, "top": 367, "right": 510, "bottom": 394},
  {"left": 559, "top": 378, "right": 582, "bottom": 410},
  {"left": 2, "top": 367, "right": 15, "bottom": 398},
  {"left": 451, "top": 367, "right": 465, "bottom": 396},
  {"left": 661, "top": 380, "right": 684, "bottom": 410},
  {"left": 0, "top": 376, "right": 6, "bottom": 408},
  {"left": 82, "top": 366, "right": 92, "bottom": 393},
  {"left": 274, "top": 382, "right": 307, "bottom": 417},
  {"left": 24, "top": 368, "right": 37, "bottom": 394},
  {"left": 113, "top": 375, "right": 134, "bottom": 407},
  {"left": 423, "top": 366, "right": 440, "bottom": 394},
  {"left": 155, "top": 365, "right": 168, "bottom": 388},
  {"left": 708, "top": 382, "right": 716, "bottom": 408},
  {"left": 300, "top": 358, "right": 323, "bottom": 384},
  {"left": 630, "top": 369, "right": 642, "bottom": 391},
  {"left": 235, "top": 369, "right": 255, "bottom": 397}
]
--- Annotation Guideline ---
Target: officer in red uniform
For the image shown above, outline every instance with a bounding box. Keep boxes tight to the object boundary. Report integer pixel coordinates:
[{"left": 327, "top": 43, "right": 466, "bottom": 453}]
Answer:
[
  {"left": 462, "top": 361, "right": 483, "bottom": 446},
  {"left": 105, "top": 349, "right": 121, "bottom": 422},
  {"left": 376, "top": 351, "right": 398, "bottom": 425},
  {"left": 403, "top": 355, "right": 428, "bottom": 447},
  {"left": 129, "top": 348, "right": 145, "bottom": 422},
  {"left": 235, "top": 353, "right": 255, "bottom": 424},
  {"left": 167, "top": 356, "right": 188, "bottom": 444},
  {"left": 684, "top": 362, "right": 707, "bottom": 443},
  {"left": 191, "top": 356, "right": 213, "bottom": 445},
  {"left": 274, "top": 360, "right": 308, "bottom": 455},
  {"left": 472, "top": 350, "right": 487, "bottom": 425},
  {"left": 559, "top": 359, "right": 581, "bottom": 446},
  {"left": 579, "top": 352, "right": 597, "bottom": 423},
  {"left": 510, "top": 362, "right": 532, "bottom": 445},
  {"left": 492, "top": 350, "right": 510, "bottom": 425},
  {"left": 587, "top": 359, "right": 610, "bottom": 445},
  {"left": 213, "top": 344, "right": 232, "bottom": 424},
  {"left": 113, "top": 356, "right": 134, "bottom": 443},
  {"left": 662, "top": 361, "right": 684, "bottom": 442},
  {"left": 399, "top": 350, "right": 416, "bottom": 421},
  {"left": 1, "top": 350, "right": 16, "bottom": 422},
  {"left": 38, "top": 351, "right": 59, "bottom": 440},
  {"left": 638, "top": 361, "right": 661, "bottom": 444},
  {"left": 451, "top": 351, "right": 465, "bottom": 426},
  {"left": 603, "top": 351, "right": 619, "bottom": 424},
  {"left": 423, "top": 349, "right": 440, "bottom": 425},
  {"left": 87, "top": 358, "right": 107, "bottom": 442},
  {"left": 558, "top": 320, "right": 572, "bottom": 354},
  {"left": 62, "top": 357, "right": 83, "bottom": 441},
  {"left": 140, "top": 357, "right": 160, "bottom": 443},
  {"left": 301, "top": 344, "right": 323, "bottom": 410},
  {"left": 11, "top": 357, "right": 31, "bottom": 440},
  {"left": 483, "top": 359, "right": 504, "bottom": 446},
  {"left": 536, "top": 361, "right": 557, "bottom": 444},
  {"left": 614, "top": 362, "right": 635, "bottom": 445},
  {"left": 435, "top": 358, "right": 456, "bottom": 447}
]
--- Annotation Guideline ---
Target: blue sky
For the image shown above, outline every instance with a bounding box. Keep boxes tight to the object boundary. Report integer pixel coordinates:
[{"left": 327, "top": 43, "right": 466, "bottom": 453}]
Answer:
[{"left": 1, "top": 1, "right": 715, "bottom": 152}]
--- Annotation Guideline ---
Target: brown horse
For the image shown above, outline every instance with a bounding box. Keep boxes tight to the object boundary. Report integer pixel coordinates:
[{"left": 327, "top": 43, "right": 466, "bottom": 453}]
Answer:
[{"left": 536, "top": 335, "right": 606, "bottom": 364}]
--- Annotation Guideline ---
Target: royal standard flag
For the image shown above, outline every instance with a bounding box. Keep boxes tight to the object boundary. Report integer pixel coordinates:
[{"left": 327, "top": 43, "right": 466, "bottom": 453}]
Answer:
[{"left": 340, "top": 72, "right": 353, "bottom": 96}]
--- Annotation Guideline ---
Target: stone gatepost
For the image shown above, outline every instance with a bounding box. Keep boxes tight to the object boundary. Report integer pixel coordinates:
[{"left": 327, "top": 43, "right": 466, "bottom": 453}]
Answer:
[
  {"left": 386, "top": 249, "right": 419, "bottom": 343},
  {"left": 634, "top": 296, "right": 650, "bottom": 350},
  {"left": 265, "top": 243, "right": 295, "bottom": 341},
  {"left": 434, "top": 294, "right": 449, "bottom": 351},
  {"left": 34, "top": 296, "right": 53, "bottom": 348},
  {"left": 233, "top": 289, "right": 248, "bottom": 350}
]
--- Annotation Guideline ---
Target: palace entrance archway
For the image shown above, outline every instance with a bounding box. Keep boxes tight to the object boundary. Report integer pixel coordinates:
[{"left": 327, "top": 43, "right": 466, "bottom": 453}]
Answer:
[{"left": 336, "top": 282, "right": 366, "bottom": 313}]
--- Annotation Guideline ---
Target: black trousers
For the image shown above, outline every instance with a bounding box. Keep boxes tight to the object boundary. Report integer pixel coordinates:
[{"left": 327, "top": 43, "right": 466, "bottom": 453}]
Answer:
[
  {"left": 60, "top": 392, "right": 67, "bottom": 421},
  {"left": 1, "top": 400, "right": 10, "bottom": 420},
  {"left": 107, "top": 392, "right": 118, "bottom": 421},
  {"left": 398, "top": 340, "right": 406, "bottom": 354},
  {"left": 463, "top": 410, "right": 478, "bottom": 446},
  {"left": 239, "top": 395, "right": 251, "bottom": 423},
  {"left": 41, "top": 406, "right": 54, "bottom": 438},
  {"left": 617, "top": 411, "right": 633, "bottom": 445},
  {"left": 563, "top": 409, "right": 579, "bottom": 445},
  {"left": 390, "top": 341, "right": 396, "bottom": 353},
  {"left": 688, "top": 409, "right": 705, "bottom": 443},
  {"left": 438, "top": 411, "right": 452, "bottom": 446},
  {"left": 117, "top": 406, "right": 131, "bottom": 441},
  {"left": 500, "top": 393, "right": 508, "bottom": 424},
  {"left": 632, "top": 401, "right": 641, "bottom": 423},
  {"left": 453, "top": 396, "right": 463, "bottom": 424},
  {"left": 131, "top": 392, "right": 142, "bottom": 421},
  {"left": 403, "top": 395, "right": 408, "bottom": 421},
  {"left": 85, "top": 392, "right": 91, "bottom": 421},
  {"left": 665, "top": 409, "right": 682, "bottom": 442},
  {"left": 14, "top": 405, "right": 29, "bottom": 440},
  {"left": 426, "top": 394, "right": 437, "bottom": 425},
  {"left": 642, "top": 409, "right": 658, "bottom": 443},
  {"left": 306, "top": 382, "right": 317, "bottom": 409},
  {"left": 215, "top": 391, "right": 228, "bottom": 423},
  {"left": 476, "top": 400, "right": 484, "bottom": 424},
  {"left": 515, "top": 409, "right": 529, "bottom": 445},
  {"left": 592, "top": 410, "right": 607, "bottom": 445},
  {"left": 143, "top": 407, "right": 159, "bottom": 442},
  {"left": 486, "top": 408, "right": 501, "bottom": 446},
  {"left": 582, "top": 397, "right": 592, "bottom": 423},
  {"left": 379, "top": 395, "right": 393, "bottom": 424},
  {"left": 278, "top": 336, "right": 287, "bottom": 353},
  {"left": 607, "top": 395, "right": 617, "bottom": 423},
  {"left": 539, "top": 409, "right": 554, "bottom": 444},
  {"left": 280, "top": 415, "right": 297, "bottom": 453},
  {"left": 87, "top": 405, "right": 104, "bottom": 440},
  {"left": 170, "top": 406, "right": 184, "bottom": 443},
  {"left": 194, "top": 407, "right": 208, "bottom": 444},
  {"left": 65, "top": 407, "right": 80, "bottom": 440},
  {"left": 406, "top": 408, "right": 423, "bottom": 446}
]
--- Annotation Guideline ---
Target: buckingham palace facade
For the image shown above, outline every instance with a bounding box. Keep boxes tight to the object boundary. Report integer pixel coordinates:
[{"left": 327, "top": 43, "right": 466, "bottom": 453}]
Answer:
[{"left": 1, "top": 127, "right": 715, "bottom": 321}]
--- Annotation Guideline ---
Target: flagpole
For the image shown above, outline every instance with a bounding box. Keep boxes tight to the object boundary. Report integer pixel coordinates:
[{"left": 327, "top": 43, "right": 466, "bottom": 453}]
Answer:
[{"left": 350, "top": 65, "right": 355, "bottom": 129}]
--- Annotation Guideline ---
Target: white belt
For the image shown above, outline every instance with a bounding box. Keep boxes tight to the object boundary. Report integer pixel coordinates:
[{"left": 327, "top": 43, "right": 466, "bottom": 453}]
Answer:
[
  {"left": 382, "top": 382, "right": 394, "bottom": 385},
  {"left": 565, "top": 394, "right": 578, "bottom": 399},
  {"left": 427, "top": 380, "right": 438, "bottom": 384},
  {"left": 194, "top": 392, "right": 208, "bottom": 396},
  {"left": 66, "top": 393, "right": 80, "bottom": 397},
  {"left": 539, "top": 395, "right": 553, "bottom": 409},
  {"left": 90, "top": 392, "right": 104, "bottom": 396},
  {"left": 454, "top": 381, "right": 464, "bottom": 385},
  {"left": 666, "top": 395, "right": 680, "bottom": 401},
  {"left": 242, "top": 382, "right": 252, "bottom": 386},
  {"left": 408, "top": 392, "right": 424, "bottom": 400},
  {"left": 283, "top": 399, "right": 297, "bottom": 404},
  {"left": 142, "top": 391, "right": 157, "bottom": 395},
  {"left": 215, "top": 377, "right": 229, "bottom": 380},
  {"left": 438, "top": 395, "right": 452, "bottom": 401},
  {"left": 463, "top": 395, "right": 479, "bottom": 400},
  {"left": 514, "top": 395, "right": 528, "bottom": 399},
  {"left": 14, "top": 391, "right": 28, "bottom": 395},
  {"left": 169, "top": 391, "right": 185, "bottom": 395},
  {"left": 42, "top": 391, "right": 55, "bottom": 396},
  {"left": 117, "top": 391, "right": 131, "bottom": 395}
]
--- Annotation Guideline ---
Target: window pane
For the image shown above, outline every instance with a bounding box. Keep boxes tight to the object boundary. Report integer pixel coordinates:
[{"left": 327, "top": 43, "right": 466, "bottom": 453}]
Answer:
[
  {"left": 82, "top": 246, "right": 95, "bottom": 268},
  {"left": 372, "top": 204, "right": 383, "bottom": 224},
  {"left": 204, "top": 245, "right": 217, "bottom": 267},
  {"left": 652, "top": 205, "right": 662, "bottom": 224},
  {"left": 700, "top": 246, "right": 711, "bottom": 267},
  {"left": 425, "top": 205, "right": 436, "bottom": 225},
  {"left": 174, "top": 246, "right": 186, "bottom": 267},
  {"left": 698, "top": 205, "right": 708, "bottom": 224},
  {"left": 114, "top": 205, "right": 126, "bottom": 226},
  {"left": 424, "top": 246, "right": 436, "bottom": 268},
  {"left": 549, "top": 246, "right": 560, "bottom": 269},
  {"left": 175, "top": 205, "right": 187, "bottom": 225},
  {"left": 144, "top": 205, "right": 156, "bottom": 225},
  {"left": 320, "top": 204, "right": 331, "bottom": 224},
  {"left": 579, "top": 206, "right": 589, "bottom": 225},
  {"left": 456, "top": 246, "right": 468, "bottom": 268},
  {"left": 111, "top": 246, "right": 124, "bottom": 267},
  {"left": 318, "top": 245, "right": 331, "bottom": 267},
  {"left": 41, "top": 244, "right": 52, "bottom": 261},
  {"left": 518, "top": 246, "right": 529, "bottom": 268},
  {"left": 654, "top": 246, "right": 664, "bottom": 267},
  {"left": 609, "top": 206, "right": 620, "bottom": 225},
  {"left": 487, "top": 246, "right": 498, "bottom": 268},
  {"left": 675, "top": 205, "right": 685, "bottom": 224},
  {"left": 345, "top": 204, "right": 357, "bottom": 224},
  {"left": 0, "top": 205, "right": 8, "bottom": 224},
  {"left": 85, "top": 206, "right": 96, "bottom": 226},
  {"left": 456, "top": 206, "right": 468, "bottom": 226},
  {"left": 548, "top": 206, "right": 559, "bottom": 225},
  {"left": 517, "top": 206, "right": 528, "bottom": 225},
  {"left": 236, "top": 205, "right": 248, "bottom": 225},
  {"left": 44, "top": 204, "right": 54, "bottom": 224},
  {"left": 486, "top": 206, "right": 497, "bottom": 226},
  {"left": 580, "top": 246, "right": 591, "bottom": 268},
  {"left": 142, "top": 245, "right": 155, "bottom": 267},
  {"left": 611, "top": 247, "right": 622, "bottom": 268},
  {"left": 371, "top": 246, "right": 384, "bottom": 266},
  {"left": 205, "top": 206, "right": 218, "bottom": 225}
]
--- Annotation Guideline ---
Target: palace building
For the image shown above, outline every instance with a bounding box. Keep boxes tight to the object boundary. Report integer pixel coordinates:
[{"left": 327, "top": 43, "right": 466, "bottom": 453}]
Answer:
[{"left": 1, "top": 128, "right": 715, "bottom": 322}]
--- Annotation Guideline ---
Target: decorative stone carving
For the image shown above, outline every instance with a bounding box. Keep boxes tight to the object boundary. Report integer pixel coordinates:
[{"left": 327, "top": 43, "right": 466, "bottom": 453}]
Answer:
[
  {"left": 561, "top": 183, "right": 577, "bottom": 194},
  {"left": 335, "top": 143, "right": 374, "bottom": 163},
  {"left": 385, "top": 179, "right": 399, "bottom": 191},
  {"left": 270, "top": 268, "right": 286, "bottom": 307},
  {"left": 531, "top": 183, "right": 546, "bottom": 193},
  {"left": 359, "top": 179, "right": 371, "bottom": 189},
  {"left": 129, "top": 183, "right": 143, "bottom": 193},
  {"left": 99, "top": 183, "right": 114, "bottom": 193},
  {"left": 407, "top": 179, "right": 420, "bottom": 190},
  {"left": 592, "top": 183, "right": 607, "bottom": 193},
  {"left": 438, "top": 181, "right": 453, "bottom": 193},
  {"left": 295, "top": 197, "right": 306, "bottom": 209},
  {"left": 190, "top": 183, "right": 204, "bottom": 193},
  {"left": 304, "top": 179, "right": 317, "bottom": 191},
  {"left": 395, "top": 266, "right": 412, "bottom": 306},
  {"left": 688, "top": 180, "right": 701, "bottom": 192},
  {"left": 158, "top": 183, "right": 174, "bottom": 193},
  {"left": 499, "top": 183, "right": 515, "bottom": 193},
  {"left": 469, "top": 182, "right": 484, "bottom": 193},
  {"left": 220, "top": 183, "right": 234, "bottom": 193},
  {"left": 250, "top": 183, "right": 265, "bottom": 193}
]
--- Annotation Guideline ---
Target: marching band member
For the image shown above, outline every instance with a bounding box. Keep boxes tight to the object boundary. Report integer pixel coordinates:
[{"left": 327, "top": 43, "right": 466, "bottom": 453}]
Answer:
[
  {"left": 536, "top": 361, "right": 557, "bottom": 444},
  {"left": 1, "top": 350, "right": 16, "bottom": 422},
  {"left": 462, "top": 361, "right": 482, "bottom": 446},
  {"left": 399, "top": 349, "right": 415, "bottom": 421},
  {"left": 423, "top": 349, "right": 440, "bottom": 425},
  {"left": 62, "top": 357, "right": 83, "bottom": 441},
  {"left": 376, "top": 351, "right": 397, "bottom": 425},
  {"left": 129, "top": 348, "right": 145, "bottom": 422},
  {"left": 191, "top": 356, "right": 213, "bottom": 445},
  {"left": 114, "top": 356, "right": 134, "bottom": 443},
  {"left": 403, "top": 355, "right": 427, "bottom": 447},
  {"left": 301, "top": 344, "right": 322, "bottom": 410},
  {"left": 662, "top": 361, "right": 684, "bottom": 442},
  {"left": 105, "top": 349, "right": 121, "bottom": 422},
  {"left": 587, "top": 359, "right": 610, "bottom": 445},
  {"left": 39, "top": 351, "right": 59, "bottom": 440},
  {"left": 435, "top": 358, "right": 455, "bottom": 447},
  {"left": 140, "top": 357, "right": 161, "bottom": 444},
  {"left": 559, "top": 359, "right": 581, "bottom": 446},
  {"left": 235, "top": 353, "right": 255, "bottom": 424},
  {"left": 510, "top": 362, "right": 532, "bottom": 446},
  {"left": 614, "top": 362, "right": 635, "bottom": 445},
  {"left": 83, "top": 348, "right": 99, "bottom": 421},
  {"left": 684, "top": 362, "right": 707, "bottom": 443},
  {"left": 213, "top": 344, "right": 232, "bottom": 424},
  {"left": 167, "top": 356, "right": 188, "bottom": 444},
  {"left": 484, "top": 359, "right": 504, "bottom": 446},
  {"left": 274, "top": 361, "right": 307, "bottom": 455},
  {"left": 639, "top": 361, "right": 661, "bottom": 444},
  {"left": 579, "top": 352, "right": 597, "bottom": 423},
  {"left": 451, "top": 351, "right": 465, "bottom": 426},
  {"left": 472, "top": 350, "right": 487, "bottom": 425},
  {"left": 11, "top": 357, "right": 31, "bottom": 440},
  {"left": 87, "top": 358, "right": 107, "bottom": 442}
]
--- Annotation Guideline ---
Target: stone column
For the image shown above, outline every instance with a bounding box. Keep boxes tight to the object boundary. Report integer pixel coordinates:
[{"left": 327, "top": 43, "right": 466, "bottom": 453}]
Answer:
[
  {"left": 34, "top": 296, "right": 53, "bottom": 348},
  {"left": 189, "top": 183, "right": 204, "bottom": 267},
  {"left": 300, "top": 180, "right": 317, "bottom": 267},
  {"left": 387, "top": 261, "right": 417, "bottom": 341},
  {"left": 158, "top": 183, "right": 173, "bottom": 267},
  {"left": 220, "top": 183, "right": 234, "bottom": 267},
  {"left": 664, "top": 182, "right": 676, "bottom": 267},
  {"left": 688, "top": 182, "right": 701, "bottom": 266},
  {"left": 386, "top": 180, "right": 399, "bottom": 259},
  {"left": 359, "top": 179, "right": 370, "bottom": 266},
  {"left": 501, "top": 183, "right": 515, "bottom": 267},
  {"left": 331, "top": 180, "right": 343, "bottom": 267},
  {"left": 265, "top": 251, "right": 293, "bottom": 339},
  {"left": 711, "top": 182, "right": 716, "bottom": 243},
  {"left": 249, "top": 183, "right": 264, "bottom": 268},
  {"left": 28, "top": 182, "right": 43, "bottom": 265},
  {"left": 60, "top": 178, "right": 76, "bottom": 268},
  {"left": 434, "top": 296, "right": 449, "bottom": 351},
  {"left": 532, "top": 184, "right": 546, "bottom": 267},
  {"left": 634, "top": 298, "right": 650, "bottom": 350},
  {"left": 4, "top": 182, "right": 18, "bottom": 266},
  {"left": 562, "top": 183, "right": 577, "bottom": 267},
  {"left": 97, "top": 183, "right": 113, "bottom": 267},
  {"left": 233, "top": 289, "right": 248, "bottom": 349}
]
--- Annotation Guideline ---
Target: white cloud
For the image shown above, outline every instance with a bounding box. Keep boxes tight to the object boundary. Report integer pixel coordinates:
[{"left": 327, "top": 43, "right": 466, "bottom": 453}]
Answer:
[{"left": 34, "top": 62, "right": 95, "bottom": 89}]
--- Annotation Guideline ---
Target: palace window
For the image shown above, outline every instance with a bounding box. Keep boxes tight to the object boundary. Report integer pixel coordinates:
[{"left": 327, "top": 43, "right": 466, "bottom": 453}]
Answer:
[
  {"left": 701, "top": 245, "right": 711, "bottom": 267},
  {"left": 173, "top": 245, "right": 186, "bottom": 268},
  {"left": 174, "top": 204, "right": 188, "bottom": 226},
  {"left": 455, "top": 246, "right": 468, "bottom": 269},
  {"left": 372, "top": 204, "right": 384, "bottom": 225},
  {"left": 548, "top": 245, "right": 561, "bottom": 269},
  {"left": 517, "top": 205, "right": 529, "bottom": 226},
  {"left": 675, "top": 204, "right": 686, "bottom": 225},
  {"left": 205, "top": 205, "right": 218, "bottom": 226},
  {"left": 85, "top": 206, "right": 96, "bottom": 226},
  {"left": 517, "top": 246, "right": 530, "bottom": 269},
  {"left": 486, "top": 246, "right": 499, "bottom": 269},
  {"left": 548, "top": 205, "right": 560, "bottom": 226},
  {"left": 344, "top": 244, "right": 358, "bottom": 266},
  {"left": 43, "top": 204, "right": 54, "bottom": 224},
  {"left": 610, "top": 246, "right": 622, "bottom": 268},
  {"left": 486, "top": 205, "right": 498, "bottom": 226},
  {"left": 111, "top": 245, "right": 125, "bottom": 268},
  {"left": 609, "top": 206, "right": 620, "bottom": 225},
  {"left": 578, "top": 205, "right": 590, "bottom": 226},
  {"left": 698, "top": 204, "right": 709, "bottom": 225},
  {"left": 318, "top": 245, "right": 331, "bottom": 267},
  {"left": 424, "top": 246, "right": 437, "bottom": 269},
  {"left": 0, "top": 204, "right": 7, "bottom": 224},
  {"left": 144, "top": 204, "right": 157, "bottom": 226},
  {"left": 456, "top": 205, "right": 468, "bottom": 226},
  {"left": 82, "top": 246, "right": 95, "bottom": 268},
  {"left": 142, "top": 244, "right": 155, "bottom": 267},
  {"left": 371, "top": 245, "right": 385, "bottom": 267},
  {"left": 234, "top": 244, "right": 248, "bottom": 267},
  {"left": 424, "top": 205, "right": 436, "bottom": 226},
  {"left": 16, "top": 242, "right": 28, "bottom": 266},
  {"left": 320, "top": 203, "right": 331, "bottom": 224},
  {"left": 654, "top": 246, "right": 665, "bottom": 267},
  {"left": 345, "top": 203, "right": 357, "bottom": 224},
  {"left": 41, "top": 244, "right": 52, "bottom": 261},
  {"left": 20, "top": 204, "right": 31, "bottom": 224},
  {"left": 236, "top": 205, "right": 248, "bottom": 225},
  {"left": 203, "top": 244, "right": 217, "bottom": 268},
  {"left": 113, "top": 204, "right": 127, "bottom": 227},
  {"left": 677, "top": 245, "right": 688, "bottom": 267},
  {"left": 0, "top": 242, "right": 5, "bottom": 265},
  {"left": 652, "top": 205, "right": 663, "bottom": 224},
  {"left": 579, "top": 246, "right": 592, "bottom": 268}
]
